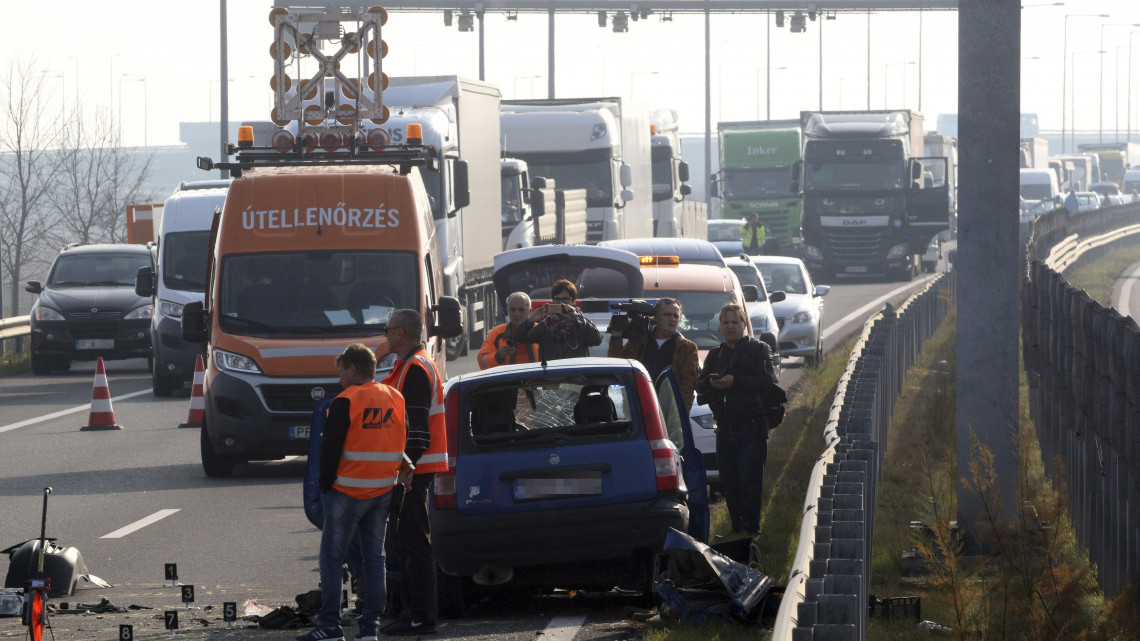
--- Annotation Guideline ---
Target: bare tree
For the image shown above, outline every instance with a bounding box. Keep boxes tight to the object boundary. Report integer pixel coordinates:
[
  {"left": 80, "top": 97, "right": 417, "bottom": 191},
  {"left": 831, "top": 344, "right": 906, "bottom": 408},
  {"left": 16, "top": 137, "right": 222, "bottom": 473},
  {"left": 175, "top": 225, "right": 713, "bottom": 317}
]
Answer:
[
  {"left": 0, "top": 57, "right": 61, "bottom": 317},
  {"left": 47, "top": 108, "right": 155, "bottom": 246}
]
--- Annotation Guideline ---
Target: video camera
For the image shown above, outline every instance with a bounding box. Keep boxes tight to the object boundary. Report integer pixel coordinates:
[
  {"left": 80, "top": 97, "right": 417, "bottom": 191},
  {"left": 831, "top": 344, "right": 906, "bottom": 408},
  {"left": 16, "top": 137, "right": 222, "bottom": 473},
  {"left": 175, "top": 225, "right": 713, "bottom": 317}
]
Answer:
[{"left": 608, "top": 299, "right": 656, "bottom": 340}]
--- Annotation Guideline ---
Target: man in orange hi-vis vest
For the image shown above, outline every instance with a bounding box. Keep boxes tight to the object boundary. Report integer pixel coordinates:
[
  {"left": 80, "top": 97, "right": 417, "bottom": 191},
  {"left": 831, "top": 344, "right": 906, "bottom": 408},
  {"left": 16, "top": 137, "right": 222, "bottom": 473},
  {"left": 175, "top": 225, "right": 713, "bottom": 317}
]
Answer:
[
  {"left": 380, "top": 310, "right": 446, "bottom": 636},
  {"left": 298, "top": 344, "right": 412, "bottom": 641}
]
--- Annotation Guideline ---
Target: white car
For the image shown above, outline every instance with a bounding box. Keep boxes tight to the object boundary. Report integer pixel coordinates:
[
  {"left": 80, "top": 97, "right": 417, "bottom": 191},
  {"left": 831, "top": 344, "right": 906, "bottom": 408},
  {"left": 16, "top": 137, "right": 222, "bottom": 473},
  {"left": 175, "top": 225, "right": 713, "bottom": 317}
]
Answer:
[
  {"left": 724, "top": 254, "right": 785, "bottom": 373},
  {"left": 749, "top": 256, "right": 830, "bottom": 366}
]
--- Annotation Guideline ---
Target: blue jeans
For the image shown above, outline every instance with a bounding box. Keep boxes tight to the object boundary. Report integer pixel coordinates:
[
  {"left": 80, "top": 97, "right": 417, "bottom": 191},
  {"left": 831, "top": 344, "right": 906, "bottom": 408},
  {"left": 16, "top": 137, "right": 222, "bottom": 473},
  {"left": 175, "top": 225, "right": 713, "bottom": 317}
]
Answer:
[{"left": 318, "top": 488, "right": 393, "bottom": 632}]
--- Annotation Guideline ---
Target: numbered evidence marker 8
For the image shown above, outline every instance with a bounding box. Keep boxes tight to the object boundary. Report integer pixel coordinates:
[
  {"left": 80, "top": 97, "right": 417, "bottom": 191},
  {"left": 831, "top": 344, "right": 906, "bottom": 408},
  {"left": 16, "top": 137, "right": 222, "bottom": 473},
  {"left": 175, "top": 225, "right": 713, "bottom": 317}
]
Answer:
[
  {"left": 119, "top": 624, "right": 134, "bottom": 641},
  {"left": 223, "top": 602, "right": 237, "bottom": 630},
  {"left": 180, "top": 585, "right": 195, "bottom": 608},
  {"left": 164, "top": 563, "right": 178, "bottom": 587}
]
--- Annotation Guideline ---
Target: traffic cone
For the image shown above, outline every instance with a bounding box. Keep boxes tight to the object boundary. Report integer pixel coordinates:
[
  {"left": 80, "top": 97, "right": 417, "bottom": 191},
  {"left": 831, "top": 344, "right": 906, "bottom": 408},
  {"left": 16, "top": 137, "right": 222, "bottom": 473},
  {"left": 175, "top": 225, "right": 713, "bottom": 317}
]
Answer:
[
  {"left": 81, "top": 357, "right": 122, "bottom": 431},
  {"left": 179, "top": 355, "right": 206, "bottom": 428}
]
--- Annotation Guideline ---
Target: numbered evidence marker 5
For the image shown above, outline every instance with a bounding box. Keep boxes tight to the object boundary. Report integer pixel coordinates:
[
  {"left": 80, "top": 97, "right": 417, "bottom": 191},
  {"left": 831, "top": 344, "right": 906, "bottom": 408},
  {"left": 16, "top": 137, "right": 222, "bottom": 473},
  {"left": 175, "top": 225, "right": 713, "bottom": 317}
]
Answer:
[
  {"left": 120, "top": 624, "right": 134, "bottom": 641},
  {"left": 180, "top": 585, "right": 195, "bottom": 607},
  {"left": 223, "top": 602, "right": 237, "bottom": 630}
]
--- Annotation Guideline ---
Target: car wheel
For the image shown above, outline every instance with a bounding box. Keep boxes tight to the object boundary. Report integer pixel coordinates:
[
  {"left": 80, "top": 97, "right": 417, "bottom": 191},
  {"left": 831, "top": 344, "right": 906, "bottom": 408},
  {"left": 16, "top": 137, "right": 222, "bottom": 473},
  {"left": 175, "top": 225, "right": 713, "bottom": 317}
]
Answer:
[
  {"left": 31, "top": 351, "right": 51, "bottom": 376},
  {"left": 152, "top": 370, "right": 176, "bottom": 397},
  {"left": 201, "top": 423, "right": 237, "bottom": 478},
  {"left": 53, "top": 358, "right": 71, "bottom": 373},
  {"left": 804, "top": 339, "right": 823, "bottom": 367},
  {"left": 147, "top": 357, "right": 155, "bottom": 373},
  {"left": 436, "top": 571, "right": 467, "bottom": 618},
  {"left": 445, "top": 333, "right": 466, "bottom": 362}
]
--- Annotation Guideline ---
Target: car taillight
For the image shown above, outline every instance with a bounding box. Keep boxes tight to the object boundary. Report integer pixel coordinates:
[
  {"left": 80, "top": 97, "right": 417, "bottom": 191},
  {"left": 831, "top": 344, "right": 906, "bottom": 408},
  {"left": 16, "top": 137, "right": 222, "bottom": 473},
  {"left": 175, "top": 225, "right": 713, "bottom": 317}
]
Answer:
[
  {"left": 433, "top": 388, "right": 461, "bottom": 510},
  {"left": 634, "top": 373, "right": 681, "bottom": 491}
]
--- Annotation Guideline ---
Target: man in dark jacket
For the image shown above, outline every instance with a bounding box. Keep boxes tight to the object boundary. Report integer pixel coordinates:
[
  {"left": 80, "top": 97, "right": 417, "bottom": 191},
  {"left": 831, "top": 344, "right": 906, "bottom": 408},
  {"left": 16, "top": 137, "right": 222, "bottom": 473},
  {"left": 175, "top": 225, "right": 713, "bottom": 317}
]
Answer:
[
  {"left": 696, "top": 302, "right": 778, "bottom": 536},
  {"left": 607, "top": 297, "right": 699, "bottom": 408}
]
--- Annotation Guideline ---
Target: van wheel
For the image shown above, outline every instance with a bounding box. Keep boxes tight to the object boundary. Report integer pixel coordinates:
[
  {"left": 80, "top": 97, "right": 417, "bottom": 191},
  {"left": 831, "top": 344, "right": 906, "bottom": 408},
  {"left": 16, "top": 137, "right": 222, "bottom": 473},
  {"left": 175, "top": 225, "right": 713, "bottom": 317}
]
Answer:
[
  {"left": 437, "top": 571, "right": 467, "bottom": 618},
  {"left": 152, "top": 371, "right": 175, "bottom": 397},
  {"left": 201, "top": 424, "right": 236, "bottom": 477},
  {"left": 445, "top": 334, "right": 466, "bottom": 362}
]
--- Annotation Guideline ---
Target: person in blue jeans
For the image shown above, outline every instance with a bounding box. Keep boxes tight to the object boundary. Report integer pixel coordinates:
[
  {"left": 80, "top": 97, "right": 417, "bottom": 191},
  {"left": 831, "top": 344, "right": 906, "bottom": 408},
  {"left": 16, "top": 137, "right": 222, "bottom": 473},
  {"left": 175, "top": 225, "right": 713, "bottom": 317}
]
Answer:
[{"left": 297, "top": 344, "right": 414, "bottom": 641}]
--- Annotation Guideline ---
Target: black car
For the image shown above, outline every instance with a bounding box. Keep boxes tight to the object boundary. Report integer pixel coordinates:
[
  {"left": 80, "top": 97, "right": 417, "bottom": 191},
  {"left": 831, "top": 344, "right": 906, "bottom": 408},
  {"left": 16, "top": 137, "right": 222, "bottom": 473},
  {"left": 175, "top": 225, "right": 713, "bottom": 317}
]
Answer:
[{"left": 25, "top": 243, "right": 155, "bottom": 375}]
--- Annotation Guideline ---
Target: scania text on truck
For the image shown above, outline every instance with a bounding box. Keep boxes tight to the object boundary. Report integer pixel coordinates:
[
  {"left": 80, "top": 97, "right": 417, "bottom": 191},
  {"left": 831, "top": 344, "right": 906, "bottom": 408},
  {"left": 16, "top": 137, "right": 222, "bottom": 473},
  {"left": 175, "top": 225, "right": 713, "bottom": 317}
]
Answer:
[
  {"left": 135, "top": 180, "right": 231, "bottom": 396},
  {"left": 178, "top": 7, "right": 461, "bottom": 477},
  {"left": 649, "top": 109, "right": 702, "bottom": 238},
  {"left": 712, "top": 120, "right": 803, "bottom": 255},
  {"left": 500, "top": 97, "right": 653, "bottom": 243},
  {"left": 1077, "top": 142, "right": 1140, "bottom": 188},
  {"left": 378, "top": 75, "right": 501, "bottom": 360},
  {"left": 793, "top": 110, "right": 950, "bottom": 280}
]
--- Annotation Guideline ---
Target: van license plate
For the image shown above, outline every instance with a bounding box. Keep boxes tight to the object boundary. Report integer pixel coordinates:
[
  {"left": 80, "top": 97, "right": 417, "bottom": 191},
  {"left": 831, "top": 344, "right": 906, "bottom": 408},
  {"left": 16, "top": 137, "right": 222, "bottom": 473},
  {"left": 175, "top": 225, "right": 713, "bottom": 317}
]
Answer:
[
  {"left": 514, "top": 474, "right": 602, "bottom": 500},
  {"left": 844, "top": 266, "right": 868, "bottom": 273},
  {"left": 76, "top": 339, "right": 114, "bottom": 349},
  {"left": 290, "top": 425, "right": 310, "bottom": 439}
]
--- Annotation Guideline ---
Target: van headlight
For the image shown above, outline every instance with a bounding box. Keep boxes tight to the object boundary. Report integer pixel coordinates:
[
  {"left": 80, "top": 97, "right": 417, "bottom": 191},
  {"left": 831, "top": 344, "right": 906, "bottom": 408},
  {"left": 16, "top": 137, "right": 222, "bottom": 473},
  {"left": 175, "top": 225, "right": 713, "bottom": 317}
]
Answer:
[
  {"left": 125, "top": 304, "right": 154, "bottom": 320},
  {"left": 214, "top": 348, "right": 263, "bottom": 374},
  {"left": 158, "top": 300, "right": 184, "bottom": 319}
]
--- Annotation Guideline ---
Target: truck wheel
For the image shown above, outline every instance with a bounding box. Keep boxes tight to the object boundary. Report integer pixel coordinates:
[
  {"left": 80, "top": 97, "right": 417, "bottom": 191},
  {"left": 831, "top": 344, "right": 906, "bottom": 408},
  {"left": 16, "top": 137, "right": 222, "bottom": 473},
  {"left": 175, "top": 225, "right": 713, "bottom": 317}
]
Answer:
[
  {"left": 152, "top": 370, "right": 175, "bottom": 397},
  {"left": 201, "top": 424, "right": 237, "bottom": 477}
]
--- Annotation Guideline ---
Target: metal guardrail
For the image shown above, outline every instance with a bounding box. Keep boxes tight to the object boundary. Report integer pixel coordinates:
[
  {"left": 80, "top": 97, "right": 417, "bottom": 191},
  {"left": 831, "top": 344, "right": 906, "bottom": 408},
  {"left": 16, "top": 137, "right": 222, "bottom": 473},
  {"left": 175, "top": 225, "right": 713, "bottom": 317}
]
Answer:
[
  {"left": 0, "top": 315, "right": 30, "bottom": 342},
  {"left": 772, "top": 274, "right": 955, "bottom": 640}
]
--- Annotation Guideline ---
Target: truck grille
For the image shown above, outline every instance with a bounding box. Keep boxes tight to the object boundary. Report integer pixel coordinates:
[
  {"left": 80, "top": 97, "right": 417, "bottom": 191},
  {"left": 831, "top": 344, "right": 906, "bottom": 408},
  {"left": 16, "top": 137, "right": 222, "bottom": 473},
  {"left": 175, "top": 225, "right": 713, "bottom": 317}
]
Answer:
[
  {"left": 821, "top": 228, "right": 887, "bottom": 266},
  {"left": 756, "top": 211, "right": 792, "bottom": 238},
  {"left": 261, "top": 383, "right": 343, "bottom": 413}
]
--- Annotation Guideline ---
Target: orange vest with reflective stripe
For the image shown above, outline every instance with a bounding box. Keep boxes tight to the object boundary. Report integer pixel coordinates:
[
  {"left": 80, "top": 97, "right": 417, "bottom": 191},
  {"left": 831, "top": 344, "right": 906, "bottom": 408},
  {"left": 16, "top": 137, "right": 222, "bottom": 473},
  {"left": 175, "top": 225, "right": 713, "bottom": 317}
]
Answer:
[
  {"left": 477, "top": 322, "right": 538, "bottom": 369},
  {"left": 382, "top": 348, "right": 448, "bottom": 474},
  {"left": 334, "top": 382, "right": 407, "bottom": 499}
]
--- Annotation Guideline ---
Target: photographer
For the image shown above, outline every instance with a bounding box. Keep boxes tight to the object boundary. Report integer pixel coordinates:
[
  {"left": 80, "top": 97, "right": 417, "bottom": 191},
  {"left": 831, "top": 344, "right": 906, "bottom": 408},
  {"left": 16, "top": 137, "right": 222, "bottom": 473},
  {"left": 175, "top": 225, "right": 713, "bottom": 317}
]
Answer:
[
  {"left": 607, "top": 297, "right": 699, "bottom": 408},
  {"left": 518, "top": 280, "right": 602, "bottom": 361},
  {"left": 477, "top": 292, "right": 537, "bottom": 369},
  {"left": 696, "top": 302, "right": 778, "bottom": 536}
]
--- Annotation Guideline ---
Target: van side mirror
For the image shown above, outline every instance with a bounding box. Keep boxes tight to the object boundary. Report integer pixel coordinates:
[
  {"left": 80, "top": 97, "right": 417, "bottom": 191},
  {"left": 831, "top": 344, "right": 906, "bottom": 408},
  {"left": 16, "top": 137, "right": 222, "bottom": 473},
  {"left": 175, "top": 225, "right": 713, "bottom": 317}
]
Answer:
[
  {"left": 180, "top": 300, "right": 208, "bottom": 344},
  {"left": 742, "top": 284, "right": 759, "bottom": 303},
  {"left": 451, "top": 160, "right": 471, "bottom": 214},
  {"left": 135, "top": 266, "right": 156, "bottom": 298},
  {"left": 678, "top": 161, "right": 690, "bottom": 183},
  {"left": 430, "top": 296, "right": 463, "bottom": 339}
]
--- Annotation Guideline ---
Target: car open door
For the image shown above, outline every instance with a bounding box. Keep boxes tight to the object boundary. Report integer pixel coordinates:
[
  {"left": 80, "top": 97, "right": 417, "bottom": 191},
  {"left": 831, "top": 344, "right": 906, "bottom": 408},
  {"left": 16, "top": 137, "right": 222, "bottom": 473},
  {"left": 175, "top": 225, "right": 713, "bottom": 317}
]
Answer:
[
  {"left": 654, "top": 367, "right": 709, "bottom": 543},
  {"left": 906, "top": 156, "right": 951, "bottom": 252}
]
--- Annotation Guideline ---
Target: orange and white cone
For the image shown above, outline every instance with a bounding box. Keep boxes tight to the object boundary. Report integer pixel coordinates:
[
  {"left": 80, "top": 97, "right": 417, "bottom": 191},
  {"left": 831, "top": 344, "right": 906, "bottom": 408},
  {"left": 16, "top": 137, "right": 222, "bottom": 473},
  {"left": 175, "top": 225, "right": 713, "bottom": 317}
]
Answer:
[
  {"left": 179, "top": 355, "right": 206, "bottom": 428},
  {"left": 82, "top": 357, "right": 122, "bottom": 431}
]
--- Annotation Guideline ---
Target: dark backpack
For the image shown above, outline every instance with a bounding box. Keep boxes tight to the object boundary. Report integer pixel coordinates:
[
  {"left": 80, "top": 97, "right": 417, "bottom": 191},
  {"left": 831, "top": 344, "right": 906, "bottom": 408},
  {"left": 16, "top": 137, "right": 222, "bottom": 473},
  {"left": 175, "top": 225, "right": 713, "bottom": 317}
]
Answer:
[{"left": 765, "top": 382, "right": 788, "bottom": 428}]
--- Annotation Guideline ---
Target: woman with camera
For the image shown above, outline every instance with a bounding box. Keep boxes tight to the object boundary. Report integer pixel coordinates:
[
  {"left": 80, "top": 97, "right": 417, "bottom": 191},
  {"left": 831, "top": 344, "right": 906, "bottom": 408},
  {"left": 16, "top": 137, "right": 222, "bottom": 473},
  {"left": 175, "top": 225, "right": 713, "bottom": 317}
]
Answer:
[
  {"left": 518, "top": 280, "right": 602, "bottom": 361},
  {"left": 477, "top": 292, "right": 537, "bottom": 369},
  {"left": 607, "top": 297, "right": 699, "bottom": 408}
]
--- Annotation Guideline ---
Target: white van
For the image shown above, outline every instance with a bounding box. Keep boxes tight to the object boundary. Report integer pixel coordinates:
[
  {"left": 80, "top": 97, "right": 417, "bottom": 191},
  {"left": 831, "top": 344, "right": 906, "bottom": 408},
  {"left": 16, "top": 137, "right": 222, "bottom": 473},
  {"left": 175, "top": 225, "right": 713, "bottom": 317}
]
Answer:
[
  {"left": 1123, "top": 169, "right": 1140, "bottom": 199},
  {"left": 1020, "top": 168, "right": 1061, "bottom": 204},
  {"left": 148, "top": 180, "right": 230, "bottom": 396}
]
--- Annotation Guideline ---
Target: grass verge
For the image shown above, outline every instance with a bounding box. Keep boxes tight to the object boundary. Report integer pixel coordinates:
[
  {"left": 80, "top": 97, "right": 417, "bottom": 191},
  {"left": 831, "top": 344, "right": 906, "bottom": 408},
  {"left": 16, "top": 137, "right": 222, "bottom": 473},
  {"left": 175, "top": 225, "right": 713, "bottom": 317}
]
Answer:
[
  {"left": 0, "top": 345, "right": 30, "bottom": 376},
  {"left": 1063, "top": 241, "right": 1140, "bottom": 307}
]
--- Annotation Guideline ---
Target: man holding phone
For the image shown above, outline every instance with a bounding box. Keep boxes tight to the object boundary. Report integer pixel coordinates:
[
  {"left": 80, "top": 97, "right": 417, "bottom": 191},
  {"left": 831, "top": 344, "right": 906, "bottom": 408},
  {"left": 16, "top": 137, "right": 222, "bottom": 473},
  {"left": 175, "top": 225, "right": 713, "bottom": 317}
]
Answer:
[
  {"left": 518, "top": 280, "right": 602, "bottom": 361},
  {"left": 696, "top": 302, "right": 778, "bottom": 536}
]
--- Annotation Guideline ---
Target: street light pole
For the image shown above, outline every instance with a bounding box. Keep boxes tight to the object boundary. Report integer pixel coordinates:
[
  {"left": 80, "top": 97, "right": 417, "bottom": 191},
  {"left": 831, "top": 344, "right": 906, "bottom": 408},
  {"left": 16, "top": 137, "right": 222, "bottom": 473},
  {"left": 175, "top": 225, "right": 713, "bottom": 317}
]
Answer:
[
  {"left": 1063, "top": 14, "right": 1110, "bottom": 153},
  {"left": 1131, "top": 31, "right": 1140, "bottom": 142},
  {"left": 884, "top": 61, "right": 915, "bottom": 109},
  {"left": 1072, "top": 50, "right": 1102, "bottom": 153},
  {"left": 120, "top": 74, "right": 147, "bottom": 147},
  {"left": 756, "top": 66, "right": 786, "bottom": 120},
  {"left": 1100, "top": 23, "right": 1140, "bottom": 143},
  {"left": 514, "top": 74, "right": 540, "bottom": 99}
]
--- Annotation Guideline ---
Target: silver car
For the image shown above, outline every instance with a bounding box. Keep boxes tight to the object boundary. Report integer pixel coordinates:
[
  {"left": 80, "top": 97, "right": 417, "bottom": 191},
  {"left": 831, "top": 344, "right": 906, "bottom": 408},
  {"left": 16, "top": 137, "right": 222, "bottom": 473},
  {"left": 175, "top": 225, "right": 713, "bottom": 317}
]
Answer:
[
  {"left": 724, "top": 254, "right": 785, "bottom": 374},
  {"left": 750, "top": 256, "right": 830, "bottom": 366}
]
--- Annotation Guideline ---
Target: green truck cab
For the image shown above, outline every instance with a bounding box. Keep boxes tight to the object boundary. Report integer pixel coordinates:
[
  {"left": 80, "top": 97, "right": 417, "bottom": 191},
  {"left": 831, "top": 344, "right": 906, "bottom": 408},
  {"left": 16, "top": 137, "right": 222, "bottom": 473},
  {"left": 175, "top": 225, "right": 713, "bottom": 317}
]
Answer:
[{"left": 711, "top": 120, "right": 803, "bottom": 255}]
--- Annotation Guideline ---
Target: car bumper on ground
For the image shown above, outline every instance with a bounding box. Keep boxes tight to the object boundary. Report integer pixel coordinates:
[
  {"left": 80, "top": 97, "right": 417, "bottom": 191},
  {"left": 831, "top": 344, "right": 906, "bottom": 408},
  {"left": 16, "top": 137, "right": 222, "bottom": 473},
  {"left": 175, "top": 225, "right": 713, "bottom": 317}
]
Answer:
[
  {"left": 204, "top": 371, "right": 339, "bottom": 461},
  {"left": 432, "top": 496, "right": 689, "bottom": 581}
]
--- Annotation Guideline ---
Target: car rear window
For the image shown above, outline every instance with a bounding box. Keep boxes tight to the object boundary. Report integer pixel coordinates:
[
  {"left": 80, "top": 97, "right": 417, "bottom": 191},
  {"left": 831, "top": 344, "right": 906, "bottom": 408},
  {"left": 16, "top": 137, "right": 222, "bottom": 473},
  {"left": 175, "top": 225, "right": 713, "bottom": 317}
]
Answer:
[{"left": 464, "top": 373, "right": 635, "bottom": 448}]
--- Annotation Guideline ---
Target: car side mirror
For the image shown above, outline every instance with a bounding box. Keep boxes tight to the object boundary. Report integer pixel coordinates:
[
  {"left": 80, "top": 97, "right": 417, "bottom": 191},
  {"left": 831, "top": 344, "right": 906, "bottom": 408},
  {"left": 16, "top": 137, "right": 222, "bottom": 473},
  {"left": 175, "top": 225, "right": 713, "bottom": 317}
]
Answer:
[
  {"left": 742, "top": 284, "right": 759, "bottom": 303},
  {"left": 180, "top": 300, "right": 208, "bottom": 344},
  {"left": 814, "top": 285, "right": 831, "bottom": 297},
  {"left": 768, "top": 290, "right": 786, "bottom": 303},
  {"left": 430, "top": 296, "right": 463, "bottom": 339},
  {"left": 25, "top": 280, "right": 42, "bottom": 295},
  {"left": 135, "top": 266, "right": 156, "bottom": 298}
]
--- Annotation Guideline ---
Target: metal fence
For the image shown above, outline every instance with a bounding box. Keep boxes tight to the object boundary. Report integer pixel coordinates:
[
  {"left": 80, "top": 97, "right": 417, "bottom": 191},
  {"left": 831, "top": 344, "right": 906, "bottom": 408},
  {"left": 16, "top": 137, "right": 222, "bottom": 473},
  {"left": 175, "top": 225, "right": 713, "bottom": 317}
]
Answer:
[
  {"left": 1022, "top": 201, "right": 1140, "bottom": 599},
  {"left": 772, "top": 273, "right": 955, "bottom": 641}
]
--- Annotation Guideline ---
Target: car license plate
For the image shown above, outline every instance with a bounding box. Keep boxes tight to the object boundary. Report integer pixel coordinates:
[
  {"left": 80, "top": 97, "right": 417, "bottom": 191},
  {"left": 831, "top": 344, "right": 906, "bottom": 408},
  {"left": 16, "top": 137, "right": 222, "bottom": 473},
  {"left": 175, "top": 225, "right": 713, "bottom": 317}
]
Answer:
[
  {"left": 844, "top": 266, "right": 868, "bottom": 273},
  {"left": 290, "top": 425, "right": 310, "bottom": 439},
  {"left": 76, "top": 339, "right": 114, "bottom": 350},
  {"left": 514, "top": 473, "right": 602, "bottom": 500}
]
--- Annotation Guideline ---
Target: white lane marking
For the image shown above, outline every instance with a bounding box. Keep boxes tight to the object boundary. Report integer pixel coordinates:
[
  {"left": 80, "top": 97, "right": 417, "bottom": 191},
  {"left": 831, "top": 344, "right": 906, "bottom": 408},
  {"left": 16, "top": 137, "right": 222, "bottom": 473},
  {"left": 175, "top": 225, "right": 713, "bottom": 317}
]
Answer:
[
  {"left": 541, "top": 615, "right": 587, "bottom": 641},
  {"left": 101, "top": 509, "right": 181, "bottom": 539},
  {"left": 1116, "top": 263, "right": 1140, "bottom": 320},
  {"left": 0, "top": 389, "right": 152, "bottom": 435},
  {"left": 265, "top": 456, "right": 301, "bottom": 465},
  {"left": 820, "top": 275, "right": 937, "bottom": 342}
]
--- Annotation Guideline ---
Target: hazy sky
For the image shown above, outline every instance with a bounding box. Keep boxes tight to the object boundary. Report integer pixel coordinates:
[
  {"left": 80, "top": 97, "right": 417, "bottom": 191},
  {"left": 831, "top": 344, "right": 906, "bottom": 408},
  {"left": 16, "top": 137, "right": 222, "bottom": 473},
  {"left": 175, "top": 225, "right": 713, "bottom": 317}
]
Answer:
[{"left": 5, "top": 1, "right": 1140, "bottom": 149}]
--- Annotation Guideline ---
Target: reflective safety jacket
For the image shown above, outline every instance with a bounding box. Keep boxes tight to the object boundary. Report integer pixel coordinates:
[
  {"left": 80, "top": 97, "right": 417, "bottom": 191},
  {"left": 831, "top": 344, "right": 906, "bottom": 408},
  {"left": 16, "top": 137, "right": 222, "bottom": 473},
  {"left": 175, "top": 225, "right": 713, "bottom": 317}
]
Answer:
[
  {"left": 740, "top": 221, "right": 767, "bottom": 248},
  {"left": 382, "top": 348, "right": 448, "bottom": 474},
  {"left": 478, "top": 322, "right": 538, "bottom": 369},
  {"left": 333, "top": 382, "right": 407, "bottom": 499}
]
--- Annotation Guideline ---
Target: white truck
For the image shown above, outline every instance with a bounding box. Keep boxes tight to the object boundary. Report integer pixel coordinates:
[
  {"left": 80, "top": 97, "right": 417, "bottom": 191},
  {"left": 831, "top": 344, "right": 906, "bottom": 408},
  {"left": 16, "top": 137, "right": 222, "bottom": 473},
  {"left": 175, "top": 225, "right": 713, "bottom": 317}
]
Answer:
[
  {"left": 649, "top": 109, "right": 703, "bottom": 238},
  {"left": 500, "top": 97, "right": 653, "bottom": 243},
  {"left": 136, "top": 180, "right": 231, "bottom": 396},
  {"left": 380, "top": 76, "right": 502, "bottom": 359},
  {"left": 500, "top": 159, "right": 588, "bottom": 249}
]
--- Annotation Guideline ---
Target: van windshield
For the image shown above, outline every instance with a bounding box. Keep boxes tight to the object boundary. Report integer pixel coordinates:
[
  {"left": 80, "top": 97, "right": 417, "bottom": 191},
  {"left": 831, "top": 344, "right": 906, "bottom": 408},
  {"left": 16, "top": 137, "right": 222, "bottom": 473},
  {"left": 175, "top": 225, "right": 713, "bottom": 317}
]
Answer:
[
  {"left": 162, "top": 231, "right": 210, "bottom": 292},
  {"left": 1020, "top": 183, "right": 1053, "bottom": 201},
  {"left": 219, "top": 250, "right": 418, "bottom": 337}
]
